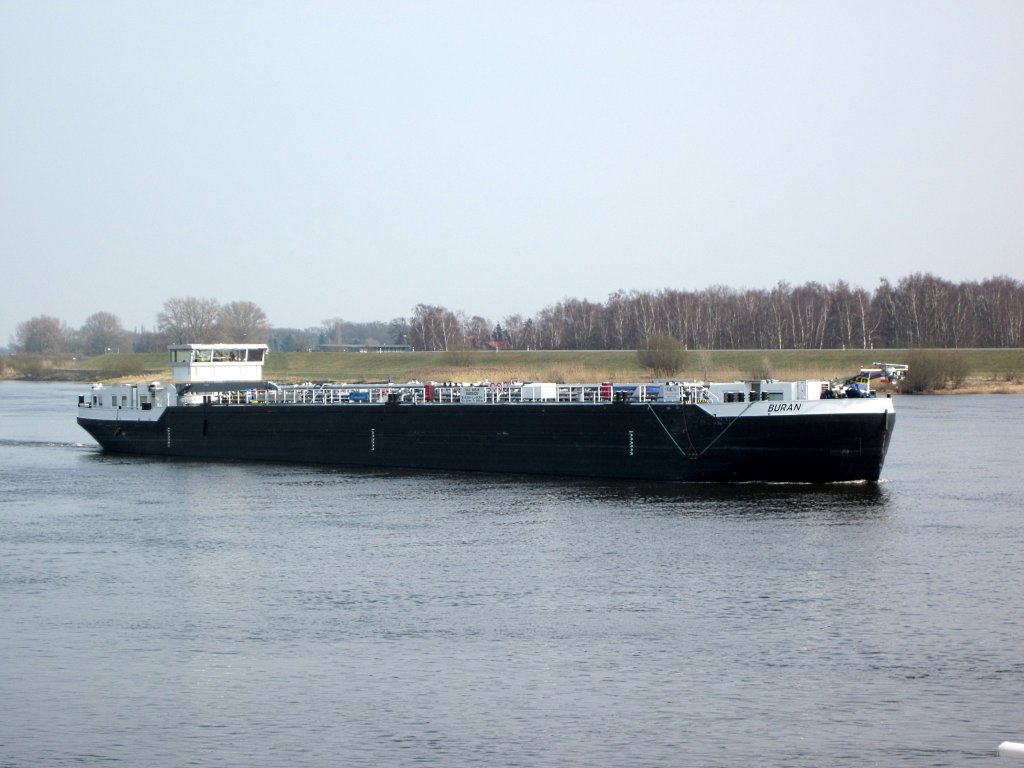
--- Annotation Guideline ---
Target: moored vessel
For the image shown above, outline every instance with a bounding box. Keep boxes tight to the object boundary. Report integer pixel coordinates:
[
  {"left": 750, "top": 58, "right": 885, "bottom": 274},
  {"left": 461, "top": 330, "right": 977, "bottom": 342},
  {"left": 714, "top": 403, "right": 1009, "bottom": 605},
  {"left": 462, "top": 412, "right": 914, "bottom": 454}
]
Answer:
[{"left": 76, "top": 344, "right": 907, "bottom": 482}]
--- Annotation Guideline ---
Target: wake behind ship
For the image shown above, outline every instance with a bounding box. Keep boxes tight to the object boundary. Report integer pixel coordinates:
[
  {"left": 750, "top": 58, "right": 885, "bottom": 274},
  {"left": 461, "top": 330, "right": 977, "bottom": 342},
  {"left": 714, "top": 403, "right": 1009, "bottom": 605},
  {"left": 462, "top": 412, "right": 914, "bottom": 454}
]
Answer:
[{"left": 77, "top": 344, "right": 906, "bottom": 483}]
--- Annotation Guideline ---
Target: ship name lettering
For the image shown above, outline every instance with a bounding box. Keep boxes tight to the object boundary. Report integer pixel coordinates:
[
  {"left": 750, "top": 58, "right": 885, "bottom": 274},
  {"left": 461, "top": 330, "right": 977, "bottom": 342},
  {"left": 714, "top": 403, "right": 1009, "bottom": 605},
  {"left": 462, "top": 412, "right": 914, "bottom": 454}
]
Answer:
[{"left": 768, "top": 403, "right": 801, "bottom": 413}]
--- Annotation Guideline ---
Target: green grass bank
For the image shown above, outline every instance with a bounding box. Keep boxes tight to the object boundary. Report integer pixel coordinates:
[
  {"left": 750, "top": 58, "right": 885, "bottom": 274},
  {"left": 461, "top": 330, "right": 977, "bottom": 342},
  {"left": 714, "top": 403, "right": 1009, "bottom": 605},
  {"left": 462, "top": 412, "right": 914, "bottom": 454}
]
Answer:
[{"left": 4, "top": 348, "right": 1023, "bottom": 393}]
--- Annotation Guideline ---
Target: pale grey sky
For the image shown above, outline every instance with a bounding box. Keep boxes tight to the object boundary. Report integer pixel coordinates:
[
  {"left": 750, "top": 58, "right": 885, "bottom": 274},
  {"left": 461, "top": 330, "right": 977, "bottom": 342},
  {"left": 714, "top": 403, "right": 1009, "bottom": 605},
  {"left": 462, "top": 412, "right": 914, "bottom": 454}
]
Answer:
[{"left": 2, "top": 1, "right": 1022, "bottom": 344}]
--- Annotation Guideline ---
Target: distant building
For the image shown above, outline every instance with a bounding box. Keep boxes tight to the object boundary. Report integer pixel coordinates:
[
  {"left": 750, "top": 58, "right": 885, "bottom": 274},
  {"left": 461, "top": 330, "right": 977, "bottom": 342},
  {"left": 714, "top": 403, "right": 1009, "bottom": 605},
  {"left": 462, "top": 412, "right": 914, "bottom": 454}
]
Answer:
[{"left": 317, "top": 343, "right": 413, "bottom": 353}]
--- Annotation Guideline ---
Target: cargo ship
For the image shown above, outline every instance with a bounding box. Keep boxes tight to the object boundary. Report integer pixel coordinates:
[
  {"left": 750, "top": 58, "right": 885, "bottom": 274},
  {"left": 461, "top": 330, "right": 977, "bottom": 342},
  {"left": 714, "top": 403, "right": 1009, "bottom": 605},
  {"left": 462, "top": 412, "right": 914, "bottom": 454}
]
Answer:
[{"left": 76, "top": 344, "right": 907, "bottom": 483}]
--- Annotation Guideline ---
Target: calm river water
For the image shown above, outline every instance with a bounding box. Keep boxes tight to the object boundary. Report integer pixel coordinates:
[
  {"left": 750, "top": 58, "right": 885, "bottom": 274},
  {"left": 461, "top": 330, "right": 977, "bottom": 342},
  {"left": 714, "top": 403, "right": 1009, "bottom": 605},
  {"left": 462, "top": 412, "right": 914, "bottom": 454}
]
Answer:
[{"left": 1, "top": 381, "right": 1022, "bottom": 767}]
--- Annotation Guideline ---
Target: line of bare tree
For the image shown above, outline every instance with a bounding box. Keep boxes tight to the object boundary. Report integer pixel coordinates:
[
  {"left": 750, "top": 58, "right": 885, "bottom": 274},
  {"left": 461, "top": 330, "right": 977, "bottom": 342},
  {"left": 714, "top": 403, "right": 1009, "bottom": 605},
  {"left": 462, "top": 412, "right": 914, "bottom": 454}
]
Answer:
[
  {"left": 8, "top": 273, "right": 1024, "bottom": 356},
  {"left": 9, "top": 299, "right": 270, "bottom": 356},
  {"left": 401, "top": 273, "right": 1024, "bottom": 351}
]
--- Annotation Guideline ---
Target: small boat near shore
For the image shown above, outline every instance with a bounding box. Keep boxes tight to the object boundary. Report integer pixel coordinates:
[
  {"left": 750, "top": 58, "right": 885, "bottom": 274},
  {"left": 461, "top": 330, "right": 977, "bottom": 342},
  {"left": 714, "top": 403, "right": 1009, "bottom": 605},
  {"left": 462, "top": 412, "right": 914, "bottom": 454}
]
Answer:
[{"left": 76, "top": 344, "right": 907, "bottom": 482}]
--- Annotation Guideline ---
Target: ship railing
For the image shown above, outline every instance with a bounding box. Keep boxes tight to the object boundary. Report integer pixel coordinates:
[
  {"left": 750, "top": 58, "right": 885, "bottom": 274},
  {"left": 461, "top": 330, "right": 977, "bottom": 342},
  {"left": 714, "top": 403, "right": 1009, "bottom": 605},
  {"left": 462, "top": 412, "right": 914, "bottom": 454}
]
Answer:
[
  {"left": 263, "top": 385, "right": 429, "bottom": 405},
  {"left": 184, "top": 381, "right": 712, "bottom": 406}
]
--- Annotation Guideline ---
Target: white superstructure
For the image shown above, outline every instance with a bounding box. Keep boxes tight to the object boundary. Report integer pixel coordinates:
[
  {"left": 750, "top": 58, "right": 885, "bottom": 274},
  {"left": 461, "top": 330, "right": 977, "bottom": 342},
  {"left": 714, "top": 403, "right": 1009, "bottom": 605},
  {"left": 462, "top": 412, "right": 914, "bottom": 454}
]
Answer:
[
  {"left": 78, "top": 344, "right": 271, "bottom": 422},
  {"left": 169, "top": 344, "right": 268, "bottom": 383}
]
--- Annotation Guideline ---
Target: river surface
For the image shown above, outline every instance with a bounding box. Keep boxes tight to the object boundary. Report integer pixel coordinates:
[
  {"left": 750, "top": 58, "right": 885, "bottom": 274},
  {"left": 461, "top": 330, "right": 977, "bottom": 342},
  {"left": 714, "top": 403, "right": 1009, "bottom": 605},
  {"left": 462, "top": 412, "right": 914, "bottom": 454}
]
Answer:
[{"left": 1, "top": 381, "right": 1022, "bottom": 767}]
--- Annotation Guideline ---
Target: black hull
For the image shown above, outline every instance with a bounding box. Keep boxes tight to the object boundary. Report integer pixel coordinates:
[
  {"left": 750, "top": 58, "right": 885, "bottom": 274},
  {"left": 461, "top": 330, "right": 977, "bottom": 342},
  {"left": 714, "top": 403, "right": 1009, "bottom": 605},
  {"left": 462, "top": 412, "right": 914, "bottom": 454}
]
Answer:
[{"left": 78, "top": 402, "right": 895, "bottom": 483}]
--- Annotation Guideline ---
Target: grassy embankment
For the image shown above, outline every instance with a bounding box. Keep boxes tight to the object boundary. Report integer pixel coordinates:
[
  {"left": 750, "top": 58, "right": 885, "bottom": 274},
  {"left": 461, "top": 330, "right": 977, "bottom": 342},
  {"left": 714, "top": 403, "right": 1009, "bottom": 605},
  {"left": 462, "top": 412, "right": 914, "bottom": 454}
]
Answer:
[{"left": 3, "top": 348, "right": 1023, "bottom": 393}]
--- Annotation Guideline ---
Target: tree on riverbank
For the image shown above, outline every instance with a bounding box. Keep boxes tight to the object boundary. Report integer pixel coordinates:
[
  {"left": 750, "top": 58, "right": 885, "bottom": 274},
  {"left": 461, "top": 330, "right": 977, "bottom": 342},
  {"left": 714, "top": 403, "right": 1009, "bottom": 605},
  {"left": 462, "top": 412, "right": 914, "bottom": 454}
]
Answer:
[
  {"left": 157, "top": 297, "right": 271, "bottom": 344},
  {"left": 9, "top": 272, "right": 1024, "bottom": 355},
  {"left": 157, "top": 297, "right": 220, "bottom": 344},
  {"left": 637, "top": 334, "right": 687, "bottom": 377},
  {"left": 216, "top": 301, "right": 270, "bottom": 343},
  {"left": 12, "top": 315, "right": 71, "bottom": 355},
  {"left": 79, "top": 311, "right": 131, "bottom": 355}
]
